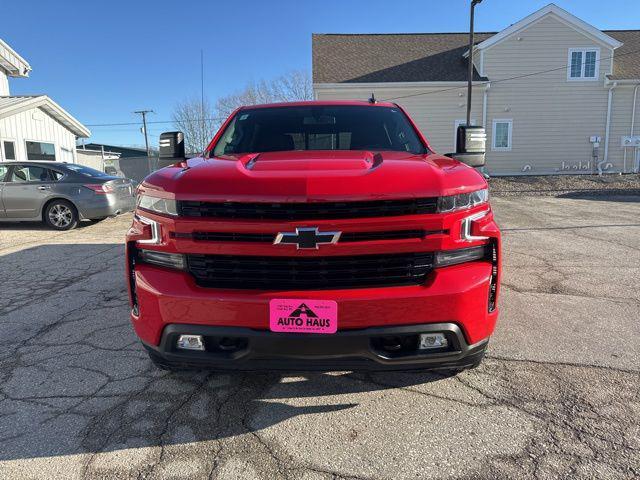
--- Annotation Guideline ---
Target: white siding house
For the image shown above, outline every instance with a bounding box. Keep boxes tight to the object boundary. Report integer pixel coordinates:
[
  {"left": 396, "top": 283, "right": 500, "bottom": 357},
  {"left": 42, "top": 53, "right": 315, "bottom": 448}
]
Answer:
[
  {"left": 0, "top": 39, "right": 89, "bottom": 163},
  {"left": 313, "top": 4, "right": 640, "bottom": 175}
]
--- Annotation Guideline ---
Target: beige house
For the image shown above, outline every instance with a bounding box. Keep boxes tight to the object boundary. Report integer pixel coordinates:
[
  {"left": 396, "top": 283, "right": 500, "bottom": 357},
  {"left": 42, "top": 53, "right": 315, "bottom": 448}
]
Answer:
[{"left": 313, "top": 4, "right": 640, "bottom": 175}]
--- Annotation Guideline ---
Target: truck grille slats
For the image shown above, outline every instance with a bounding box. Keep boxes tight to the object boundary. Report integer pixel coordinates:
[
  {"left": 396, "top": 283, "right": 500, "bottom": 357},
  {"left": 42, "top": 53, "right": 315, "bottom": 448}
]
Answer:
[
  {"left": 191, "top": 232, "right": 273, "bottom": 242},
  {"left": 178, "top": 198, "right": 438, "bottom": 220},
  {"left": 340, "top": 229, "right": 431, "bottom": 242},
  {"left": 186, "top": 252, "right": 434, "bottom": 290},
  {"left": 176, "top": 229, "right": 438, "bottom": 243}
]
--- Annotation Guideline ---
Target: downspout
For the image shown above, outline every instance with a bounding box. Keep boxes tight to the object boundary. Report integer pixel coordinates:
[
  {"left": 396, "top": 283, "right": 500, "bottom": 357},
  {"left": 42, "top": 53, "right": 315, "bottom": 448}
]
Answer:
[
  {"left": 603, "top": 81, "right": 617, "bottom": 174},
  {"left": 626, "top": 83, "right": 640, "bottom": 173},
  {"left": 482, "top": 82, "right": 490, "bottom": 128},
  {"left": 631, "top": 84, "right": 640, "bottom": 136},
  {"left": 481, "top": 83, "right": 490, "bottom": 176}
]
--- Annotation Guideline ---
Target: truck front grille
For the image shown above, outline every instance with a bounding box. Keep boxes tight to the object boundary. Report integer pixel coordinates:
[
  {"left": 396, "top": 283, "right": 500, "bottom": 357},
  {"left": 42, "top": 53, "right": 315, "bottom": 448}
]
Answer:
[
  {"left": 178, "top": 198, "right": 438, "bottom": 220},
  {"left": 186, "top": 252, "right": 434, "bottom": 290}
]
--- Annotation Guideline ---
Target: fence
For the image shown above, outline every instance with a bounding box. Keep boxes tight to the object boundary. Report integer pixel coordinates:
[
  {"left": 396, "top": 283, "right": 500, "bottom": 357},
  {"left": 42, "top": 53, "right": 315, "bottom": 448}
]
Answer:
[{"left": 101, "top": 157, "right": 163, "bottom": 183}]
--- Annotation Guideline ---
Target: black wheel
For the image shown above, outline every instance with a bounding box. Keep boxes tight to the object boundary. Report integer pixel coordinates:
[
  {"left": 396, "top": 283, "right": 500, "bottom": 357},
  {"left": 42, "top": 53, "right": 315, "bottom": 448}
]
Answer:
[{"left": 44, "top": 200, "right": 78, "bottom": 230}]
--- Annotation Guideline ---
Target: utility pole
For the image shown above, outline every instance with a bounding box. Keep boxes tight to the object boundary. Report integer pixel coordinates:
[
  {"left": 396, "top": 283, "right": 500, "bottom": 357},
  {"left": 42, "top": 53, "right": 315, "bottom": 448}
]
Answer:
[
  {"left": 134, "top": 110, "right": 153, "bottom": 156},
  {"left": 201, "top": 50, "right": 206, "bottom": 154},
  {"left": 134, "top": 109, "right": 154, "bottom": 172},
  {"left": 467, "top": 0, "right": 483, "bottom": 127}
]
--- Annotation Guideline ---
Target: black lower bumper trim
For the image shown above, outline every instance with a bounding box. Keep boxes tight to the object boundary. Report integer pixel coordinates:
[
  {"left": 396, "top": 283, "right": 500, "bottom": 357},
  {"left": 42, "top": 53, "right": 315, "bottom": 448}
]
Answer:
[{"left": 144, "top": 323, "right": 489, "bottom": 372}]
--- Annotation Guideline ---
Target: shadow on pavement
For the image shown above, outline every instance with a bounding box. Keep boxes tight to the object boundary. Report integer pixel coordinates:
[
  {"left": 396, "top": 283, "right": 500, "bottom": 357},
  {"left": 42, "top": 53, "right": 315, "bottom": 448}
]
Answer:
[
  {"left": 556, "top": 190, "right": 640, "bottom": 201},
  {"left": 0, "top": 243, "right": 451, "bottom": 462},
  {"left": 0, "top": 219, "right": 99, "bottom": 231}
]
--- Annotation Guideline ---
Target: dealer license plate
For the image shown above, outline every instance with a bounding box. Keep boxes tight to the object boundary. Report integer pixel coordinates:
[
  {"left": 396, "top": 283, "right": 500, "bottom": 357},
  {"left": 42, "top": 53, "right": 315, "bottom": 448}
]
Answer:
[{"left": 269, "top": 299, "right": 338, "bottom": 334}]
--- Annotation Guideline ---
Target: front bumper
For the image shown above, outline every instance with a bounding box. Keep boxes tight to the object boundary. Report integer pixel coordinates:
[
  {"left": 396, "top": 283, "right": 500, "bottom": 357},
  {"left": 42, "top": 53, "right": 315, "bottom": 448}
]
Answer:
[
  {"left": 130, "top": 259, "right": 498, "bottom": 347},
  {"left": 143, "top": 322, "right": 489, "bottom": 371},
  {"left": 126, "top": 205, "right": 502, "bottom": 370}
]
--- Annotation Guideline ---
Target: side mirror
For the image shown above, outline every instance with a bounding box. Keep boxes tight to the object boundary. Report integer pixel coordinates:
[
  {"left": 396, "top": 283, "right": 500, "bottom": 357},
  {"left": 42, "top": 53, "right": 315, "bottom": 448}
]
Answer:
[
  {"left": 159, "top": 132, "right": 185, "bottom": 160},
  {"left": 449, "top": 125, "right": 486, "bottom": 167}
]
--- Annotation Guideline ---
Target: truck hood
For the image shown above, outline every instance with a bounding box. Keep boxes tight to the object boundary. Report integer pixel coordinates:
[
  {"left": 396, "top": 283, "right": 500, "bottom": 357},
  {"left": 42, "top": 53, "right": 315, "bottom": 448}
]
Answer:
[{"left": 141, "top": 150, "right": 487, "bottom": 202}]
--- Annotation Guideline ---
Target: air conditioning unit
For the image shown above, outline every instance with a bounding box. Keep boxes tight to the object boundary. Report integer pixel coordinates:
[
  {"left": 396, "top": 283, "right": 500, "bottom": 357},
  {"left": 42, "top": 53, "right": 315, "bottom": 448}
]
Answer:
[{"left": 621, "top": 136, "right": 640, "bottom": 147}]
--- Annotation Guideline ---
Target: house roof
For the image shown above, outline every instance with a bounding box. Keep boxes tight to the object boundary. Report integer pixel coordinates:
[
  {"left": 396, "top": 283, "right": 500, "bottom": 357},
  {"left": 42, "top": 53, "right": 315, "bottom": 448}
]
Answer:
[
  {"left": 0, "top": 95, "right": 90, "bottom": 137},
  {"left": 0, "top": 39, "right": 31, "bottom": 77},
  {"left": 313, "top": 29, "right": 640, "bottom": 84},
  {"left": 313, "top": 32, "right": 493, "bottom": 84},
  {"left": 607, "top": 31, "right": 640, "bottom": 80},
  {"left": 81, "top": 143, "right": 149, "bottom": 158},
  {"left": 76, "top": 147, "right": 122, "bottom": 158}
]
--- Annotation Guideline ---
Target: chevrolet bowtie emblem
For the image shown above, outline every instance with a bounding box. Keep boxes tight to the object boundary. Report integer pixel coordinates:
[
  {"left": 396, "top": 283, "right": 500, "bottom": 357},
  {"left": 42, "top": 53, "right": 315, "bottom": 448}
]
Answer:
[{"left": 274, "top": 227, "right": 341, "bottom": 250}]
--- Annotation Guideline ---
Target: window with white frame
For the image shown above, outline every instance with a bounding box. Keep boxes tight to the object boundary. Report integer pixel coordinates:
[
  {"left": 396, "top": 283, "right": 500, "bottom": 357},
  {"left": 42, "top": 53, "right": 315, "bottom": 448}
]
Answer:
[
  {"left": 567, "top": 48, "right": 599, "bottom": 80},
  {"left": 492, "top": 119, "right": 512, "bottom": 151}
]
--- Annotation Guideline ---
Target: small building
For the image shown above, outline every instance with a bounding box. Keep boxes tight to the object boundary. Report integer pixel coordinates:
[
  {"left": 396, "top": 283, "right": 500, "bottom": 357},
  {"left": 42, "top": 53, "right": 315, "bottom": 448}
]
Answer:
[
  {"left": 0, "top": 38, "right": 90, "bottom": 163},
  {"left": 313, "top": 4, "right": 640, "bottom": 175},
  {"left": 79, "top": 143, "right": 151, "bottom": 158},
  {"left": 76, "top": 145, "right": 121, "bottom": 172}
]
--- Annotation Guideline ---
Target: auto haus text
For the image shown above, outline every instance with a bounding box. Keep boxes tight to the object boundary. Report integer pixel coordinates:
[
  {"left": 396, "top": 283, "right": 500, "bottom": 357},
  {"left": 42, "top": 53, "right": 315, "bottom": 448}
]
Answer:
[{"left": 276, "top": 316, "right": 331, "bottom": 328}]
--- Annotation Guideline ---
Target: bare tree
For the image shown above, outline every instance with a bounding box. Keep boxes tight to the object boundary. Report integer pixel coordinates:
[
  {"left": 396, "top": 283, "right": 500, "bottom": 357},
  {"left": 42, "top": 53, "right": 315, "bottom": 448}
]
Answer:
[
  {"left": 172, "top": 70, "right": 312, "bottom": 153},
  {"left": 171, "top": 96, "right": 218, "bottom": 154},
  {"left": 214, "top": 70, "right": 313, "bottom": 124}
]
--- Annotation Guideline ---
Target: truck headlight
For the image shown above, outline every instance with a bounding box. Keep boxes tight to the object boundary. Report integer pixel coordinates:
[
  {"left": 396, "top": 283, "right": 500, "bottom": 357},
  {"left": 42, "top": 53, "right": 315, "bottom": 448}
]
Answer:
[
  {"left": 434, "top": 245, "right": 489, "bottom": 267},
  {"left": 137, "top": 194, "right": 178, "bottom": 216},
  {"left": 437, "top": 188, "right": 488, "bottom": 213},
  {"left": 137, "top": 249, "right": 186, "bottom": 270}
]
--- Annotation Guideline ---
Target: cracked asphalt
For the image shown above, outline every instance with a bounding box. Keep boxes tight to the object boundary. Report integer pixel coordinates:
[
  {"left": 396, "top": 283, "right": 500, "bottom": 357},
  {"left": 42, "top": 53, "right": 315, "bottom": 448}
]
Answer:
[{"left": 0, "top": 195, "right": 638, "bottom": 479}]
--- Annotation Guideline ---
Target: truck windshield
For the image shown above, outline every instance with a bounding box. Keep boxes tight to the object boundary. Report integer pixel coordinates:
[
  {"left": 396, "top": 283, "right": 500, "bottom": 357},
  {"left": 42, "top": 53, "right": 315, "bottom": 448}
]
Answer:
[{"left": 212, "top": 105, "right": 427, "bottom": 156}]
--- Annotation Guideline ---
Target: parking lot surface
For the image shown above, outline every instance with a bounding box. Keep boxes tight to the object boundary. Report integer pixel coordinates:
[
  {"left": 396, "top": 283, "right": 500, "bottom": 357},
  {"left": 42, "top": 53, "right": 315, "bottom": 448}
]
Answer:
[{"left": 0, "top": 195, "right": 638, "bottom": 479}]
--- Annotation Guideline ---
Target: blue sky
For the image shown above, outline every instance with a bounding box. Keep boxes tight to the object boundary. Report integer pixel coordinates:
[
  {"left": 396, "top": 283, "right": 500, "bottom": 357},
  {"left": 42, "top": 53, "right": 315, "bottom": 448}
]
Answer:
[{"left": 3, "top": 0, "right": 637, "bottom": 147}]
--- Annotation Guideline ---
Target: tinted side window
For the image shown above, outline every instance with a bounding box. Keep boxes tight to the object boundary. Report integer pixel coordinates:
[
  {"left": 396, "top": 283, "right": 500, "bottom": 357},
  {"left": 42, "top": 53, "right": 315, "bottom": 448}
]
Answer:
[
  {"left": 63, "top": 164, "right": 109, "bottom": 177},
  {"left": 0, "top": 165, "right": 9, "bottom": 181},
  {"left": 9, "top": 166, "right": 52, "bottom": 182}
]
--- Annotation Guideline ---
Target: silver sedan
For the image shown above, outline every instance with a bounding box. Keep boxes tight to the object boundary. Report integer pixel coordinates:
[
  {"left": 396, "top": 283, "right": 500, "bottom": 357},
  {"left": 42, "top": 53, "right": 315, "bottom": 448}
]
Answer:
[{"left": 0, "top": 162, "right": 136, "bottom": 230}]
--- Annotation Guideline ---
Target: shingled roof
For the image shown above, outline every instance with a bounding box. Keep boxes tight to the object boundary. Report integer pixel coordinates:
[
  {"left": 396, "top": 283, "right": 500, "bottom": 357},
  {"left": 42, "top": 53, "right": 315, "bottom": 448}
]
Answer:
[
  {"left": 312, "top": 33, "right": 493, "bottom": 83},
  {"left": 606, "top": 31, "right": 640, "bottom": 80},
  {"left": 313, "top": 30, "right": 640, "bottom": 84}
]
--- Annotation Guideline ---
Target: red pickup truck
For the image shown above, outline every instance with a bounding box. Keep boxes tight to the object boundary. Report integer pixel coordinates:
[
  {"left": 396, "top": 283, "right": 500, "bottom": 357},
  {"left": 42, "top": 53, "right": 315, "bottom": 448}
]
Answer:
[{"left": 126, "top": 101, "right": 501, "bottom": 372}]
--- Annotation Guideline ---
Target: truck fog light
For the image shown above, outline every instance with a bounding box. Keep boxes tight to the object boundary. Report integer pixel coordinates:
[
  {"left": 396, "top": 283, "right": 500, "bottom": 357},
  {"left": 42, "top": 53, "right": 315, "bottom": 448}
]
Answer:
[
  {"left": 435, "top": 245, "right": 488, "bottom": 267},
  {"left": 138, "top": 249, "right": 186, "bottom": 270},
  {"left": 418, "top": 333, "right": 448, "bottom": 349},
  {"left": 177, "top": 334, "right": 205, "bottom": 351}
]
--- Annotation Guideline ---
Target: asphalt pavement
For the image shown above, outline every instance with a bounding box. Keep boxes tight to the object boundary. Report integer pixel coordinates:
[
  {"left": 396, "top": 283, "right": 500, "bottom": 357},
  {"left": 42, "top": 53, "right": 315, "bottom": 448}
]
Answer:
[{"left": 0, "top": 194, "right": 638, "bottom": 479}]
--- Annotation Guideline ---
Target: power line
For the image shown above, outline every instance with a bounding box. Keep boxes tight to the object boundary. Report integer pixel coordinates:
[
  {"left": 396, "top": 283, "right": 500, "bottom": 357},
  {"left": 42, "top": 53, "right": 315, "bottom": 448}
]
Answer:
[
  {"left": 381, "top": 48, "right": 640, "bottom": 102},
  {"left": 85, "top": 117, "right": 226, "bottom": 127}
]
